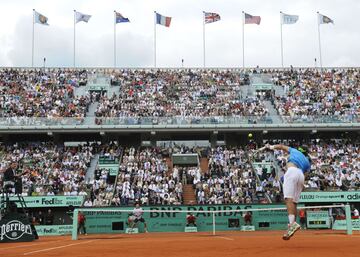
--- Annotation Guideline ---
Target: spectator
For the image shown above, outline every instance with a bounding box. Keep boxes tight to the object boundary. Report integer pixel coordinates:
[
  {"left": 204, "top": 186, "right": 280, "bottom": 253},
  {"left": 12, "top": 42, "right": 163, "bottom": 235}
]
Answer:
[
  {"left": 299, "top": 209, "right": 306, "bottom": 229},
  {"left": 243, "top": 211, "right": 252, "bottom": 225},
  {"left": 77, "top": 211, "right": 87, "bottom": 235},
  {"left": 186, "top": 213, "right": 197, "bottom": 227},
  {"left": 45, "top": 209, "right": 54, "bottom": 225},
  {"left": 84, "top": 198, "right": 93, "bottom": 207},
  {"left": 352, "top": 207, "right": 359, "bottom": 219},
  {"left": 36, "top": 211, "right": 45, "bottom": 225}
]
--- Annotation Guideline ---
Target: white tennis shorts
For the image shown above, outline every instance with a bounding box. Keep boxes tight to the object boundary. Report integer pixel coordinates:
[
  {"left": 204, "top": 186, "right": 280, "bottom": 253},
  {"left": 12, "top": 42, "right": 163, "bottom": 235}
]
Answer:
[{"left": 283, "top": 167, "right": 305, "bottom": 203}]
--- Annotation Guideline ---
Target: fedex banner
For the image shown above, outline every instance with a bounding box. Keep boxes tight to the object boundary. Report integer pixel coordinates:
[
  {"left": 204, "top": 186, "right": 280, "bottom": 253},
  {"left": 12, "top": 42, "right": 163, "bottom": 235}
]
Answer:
[
  {"left": 35, "top": 225, "right": 73, "bottom": 236},
  {"left": 299, "top": 191, "right": 360, "bottom": 203},
  {"left": 0, "top": 196, "right": 84, "bottom": 208}
]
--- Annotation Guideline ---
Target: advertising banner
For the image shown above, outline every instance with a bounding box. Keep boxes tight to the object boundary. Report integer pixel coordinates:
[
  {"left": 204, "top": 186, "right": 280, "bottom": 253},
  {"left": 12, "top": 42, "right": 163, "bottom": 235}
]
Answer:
[
  {"left": 0, "top": 213, "right": 35, "bottom": 243},
  {"left": 332, "top": 219, "right": 360, "bottom": 230},
  {"left": 1, "top": 196, "right": 84, "bottom": 208},
  {"left": 81, "top": 204, "right": 292, "bottom": 234},
  {"left": 299, "top": 191, "right": 360, "bottom": 203},
  {"left": 35, "top": 225, "right": 73, "bottom": 236}
]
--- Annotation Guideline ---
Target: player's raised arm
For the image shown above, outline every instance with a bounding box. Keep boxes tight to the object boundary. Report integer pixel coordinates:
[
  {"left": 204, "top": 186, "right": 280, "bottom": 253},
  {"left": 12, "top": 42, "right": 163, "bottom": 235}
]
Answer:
[{"left": 266, "top": 144, "right": 289, "bottom": 152}]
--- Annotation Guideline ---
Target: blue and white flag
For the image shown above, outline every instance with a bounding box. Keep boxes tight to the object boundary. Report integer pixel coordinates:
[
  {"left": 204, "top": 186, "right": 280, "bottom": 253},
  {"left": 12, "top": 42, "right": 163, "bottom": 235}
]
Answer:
[
  {"left": 34, "top": 11, "right": 49, "bottom": 25},
  {"left": 115, "top": 12, "right": 130, "bottom": 23},
  {"left": 281, "top": 13, "right": 299, "bottom": 24},
  {"left": 318, "top": 13, "right": 334, "bottom": 24},
  {"left": 76, "top": 11, "right": 91, "bottom": 23}
]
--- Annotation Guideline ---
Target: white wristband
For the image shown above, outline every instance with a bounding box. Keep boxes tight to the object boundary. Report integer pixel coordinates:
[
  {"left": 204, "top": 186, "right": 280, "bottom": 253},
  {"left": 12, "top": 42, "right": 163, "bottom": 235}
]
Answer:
[{"left": 269, "top": 145, "right": 275, "bottom": 150}]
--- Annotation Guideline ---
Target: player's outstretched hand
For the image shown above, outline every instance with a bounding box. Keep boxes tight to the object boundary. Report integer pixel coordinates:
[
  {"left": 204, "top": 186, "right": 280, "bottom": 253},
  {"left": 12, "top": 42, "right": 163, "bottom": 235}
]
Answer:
[{"left": 265, "top": 144, "right": 275, "bottom": 150}]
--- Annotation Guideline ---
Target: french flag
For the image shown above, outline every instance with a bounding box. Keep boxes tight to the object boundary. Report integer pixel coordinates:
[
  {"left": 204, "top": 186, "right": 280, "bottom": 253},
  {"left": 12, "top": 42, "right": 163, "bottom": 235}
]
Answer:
[{"left": 156, "top": 12, "right": 171, "bottom": 27}]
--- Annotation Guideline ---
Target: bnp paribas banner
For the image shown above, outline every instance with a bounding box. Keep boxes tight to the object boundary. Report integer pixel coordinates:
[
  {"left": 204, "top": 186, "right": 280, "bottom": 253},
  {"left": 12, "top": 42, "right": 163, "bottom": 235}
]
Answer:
[
  {"left": 0, "top": 196, "right": 84, "bottom": 208},
  {"left": 299, "top": 191, "right": 360, "bottom": 203},
  {"left": 82, "top": 204, "right": 292, "bottom": 234}
]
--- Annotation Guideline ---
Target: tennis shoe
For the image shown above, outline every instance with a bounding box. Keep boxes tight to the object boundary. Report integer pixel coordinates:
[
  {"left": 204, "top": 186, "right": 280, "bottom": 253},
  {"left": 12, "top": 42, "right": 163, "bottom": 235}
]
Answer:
[{"left": 282, "top": 222, "right": 300, "bottom": 240}]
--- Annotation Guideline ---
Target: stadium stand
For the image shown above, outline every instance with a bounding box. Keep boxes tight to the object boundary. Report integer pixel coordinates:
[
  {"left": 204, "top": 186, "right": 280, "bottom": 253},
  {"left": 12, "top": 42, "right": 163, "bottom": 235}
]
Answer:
[
  {"left": 94, "top": 69, "right": 268, "bottom": 125},
  {"left": 0, "top": 68, "right": 359, "bottom": 208},
  {"left": 272, "top": 69, "right": 360, "bottom": 123},
  {"left": 0, "top": 68, "right": 90, "bottom": 125},
  {"left": 112, "top": 147, "right": 183, "bottom": 206}
]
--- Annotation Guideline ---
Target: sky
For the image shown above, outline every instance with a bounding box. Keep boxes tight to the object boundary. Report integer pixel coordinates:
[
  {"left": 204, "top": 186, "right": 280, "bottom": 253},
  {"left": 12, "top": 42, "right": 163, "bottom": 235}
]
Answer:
[{"left": 0, "top": 0, "right": 359, "bottom": 68}]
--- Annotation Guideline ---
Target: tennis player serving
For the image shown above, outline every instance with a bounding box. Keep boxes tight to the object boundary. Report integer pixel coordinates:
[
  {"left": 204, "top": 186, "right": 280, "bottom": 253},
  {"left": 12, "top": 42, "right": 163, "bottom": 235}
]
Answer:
[{"left": 259, "top": 144, "right": 311, "bottom": 240}]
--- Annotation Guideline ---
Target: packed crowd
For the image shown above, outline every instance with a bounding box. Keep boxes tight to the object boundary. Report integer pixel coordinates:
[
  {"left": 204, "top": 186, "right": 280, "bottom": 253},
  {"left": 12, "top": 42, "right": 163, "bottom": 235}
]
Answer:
[
  {"left": 193, "top": 147, "right": 260, "bottom": 204},
  {"left": 81, "top": 143, "right": 122, "bottom": 207},
  {"left": 0, "top": 142, "right": 94, "bottom": 196},
  {"left": 251, "top": 151, "right": 282, "bottom": 203},
  {"left": 0, "top": 69, "right": 90, "bottom": 124},
  {"left": 272, "top": 69, "right": 360, "bottom": 122},
  {"left": 112, "top": 147, "right": 183, "bottom": 206},
  {"left": 1, "top": 68, "right": 360, "bottom": 126},
  {"left": 95, "top": 69, "right": 268, "bottom": 125},
  {"left": 272, "top": 139, "right": 360, "bottom": 191},
  {"left": 305, "top": 140, "right": 360, "bottom": 190},
  {"left": 1, "top": 138, "right": 359, "bottom": 206}
]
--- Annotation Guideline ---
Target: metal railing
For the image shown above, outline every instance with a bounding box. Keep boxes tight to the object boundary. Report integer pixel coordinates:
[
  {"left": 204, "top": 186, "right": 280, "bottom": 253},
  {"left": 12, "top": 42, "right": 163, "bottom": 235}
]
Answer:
[{"left": 0, "top": 115, "right": 358, "bottom": 128}]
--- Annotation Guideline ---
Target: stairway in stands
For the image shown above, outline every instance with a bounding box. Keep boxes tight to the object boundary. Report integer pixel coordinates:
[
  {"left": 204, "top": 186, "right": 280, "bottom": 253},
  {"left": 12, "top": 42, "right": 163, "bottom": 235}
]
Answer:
[
  {"left": 165, "top": 157, "right": 173, "bottom": 176},
  {"left": 199, "top": 157, "right": 209, "bottom": 174},
  {"left": 183, "top": 184, "right": 197, "bottom": 205},
  {"left": 85, "top": 154, "right": 99, "bottom": 183}
]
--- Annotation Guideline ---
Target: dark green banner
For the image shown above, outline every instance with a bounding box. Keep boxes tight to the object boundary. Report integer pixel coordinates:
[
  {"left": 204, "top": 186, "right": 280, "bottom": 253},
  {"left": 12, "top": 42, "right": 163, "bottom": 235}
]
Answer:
[{"left": 80, "top": 204, "right": 292, "bottom": 234}]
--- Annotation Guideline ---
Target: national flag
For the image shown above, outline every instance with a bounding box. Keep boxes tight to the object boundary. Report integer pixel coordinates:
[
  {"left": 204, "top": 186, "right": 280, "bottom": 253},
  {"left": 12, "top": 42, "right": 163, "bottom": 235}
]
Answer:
[
  {"left": 34, "top": 11, "right": 49, "bottom": 25},
  {"left": 156, "top": 12, "right": 171, "bottom": 27},
  {"left": 281, "top": 13, "right": 299, "bottom": 24},
  {"left": 204, "top": 12, "right": 221, "bottom": 24},
  {"left": 244, "top": 13, "right": 261, "bottom": 25},
  {"left": 76, "top": 11, "right": 91, "bottom": 23},
  {"left": 115, "top": 12, "right": 130, "bottom": 23},
  {"left": 318, "top": 13, "right": 334, "bottom": 24}
]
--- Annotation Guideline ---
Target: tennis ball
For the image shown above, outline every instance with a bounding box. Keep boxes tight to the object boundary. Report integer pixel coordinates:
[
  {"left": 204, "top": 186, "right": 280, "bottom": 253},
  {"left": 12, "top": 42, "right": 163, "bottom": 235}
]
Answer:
[{"left": 248, "top": 133, "right": 253, "bottom": 138}]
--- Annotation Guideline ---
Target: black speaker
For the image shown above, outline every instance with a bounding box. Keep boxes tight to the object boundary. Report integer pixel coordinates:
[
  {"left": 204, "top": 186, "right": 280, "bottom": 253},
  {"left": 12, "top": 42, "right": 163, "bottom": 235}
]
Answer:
[{"left": 112, "top": 222, "right": 124, "bottom": 230}]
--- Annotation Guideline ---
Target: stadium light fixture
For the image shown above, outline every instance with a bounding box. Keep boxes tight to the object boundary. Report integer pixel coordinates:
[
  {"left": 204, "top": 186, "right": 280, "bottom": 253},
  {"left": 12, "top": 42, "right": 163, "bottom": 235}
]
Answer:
[
  {"left": 311, "top": 129, "right": 317, "bottom": 134},
  {"left": 151, "top": 131, "right": 156, "bottom": 135},
  {"left": 100, "top": 131, "right": 105, "bottom": 136},
  {"left": 47, "top": 131, "right": 53, "bottom": 136},
  {"left": 213, "top": 130, "right": 218, "bottom": 135},
  {"left": 263, "top": 130, "right": 268, "bottom": 134}
]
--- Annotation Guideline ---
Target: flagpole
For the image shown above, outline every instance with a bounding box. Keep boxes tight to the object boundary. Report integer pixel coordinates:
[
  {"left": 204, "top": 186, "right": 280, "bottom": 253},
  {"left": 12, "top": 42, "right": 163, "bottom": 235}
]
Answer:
[
  {"left": 32, "top": 9, "right": 35, "bottom": 67},
  {"left": 114, "top": 11, "right": 116, "bottom": 68},
  {"left": 73, "top": 10, "right": 76, "bottom": 68},
  {"left": 280, "top": 11, "right": 284, "bottom": 68},
  {"left": 154, "top": 11, "right": 157, "bottom": 68},
  {"left": 242, "top": 11, "right": 245, "bottom": 69},
  {"left": 317, "top": 11, "right": 323, "bottom": 69},
  {"left": 203, "top": 11, "right": 206, "bottom": 68}
]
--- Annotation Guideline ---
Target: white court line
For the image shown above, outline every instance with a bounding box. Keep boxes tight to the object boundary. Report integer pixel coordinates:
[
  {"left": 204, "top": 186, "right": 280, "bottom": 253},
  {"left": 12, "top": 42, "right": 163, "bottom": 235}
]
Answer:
[
  {"left": 23, "top": 240, "right": 97, "bottom": 256},
  {"left": 0, "top": 244, "right": 36, "bottom": 251},
  {"left": 0, "top": 240, "right": 65, "bottom": 251},
  {"left": 216, "top": 236, "right": 234, "bottom": 241}
]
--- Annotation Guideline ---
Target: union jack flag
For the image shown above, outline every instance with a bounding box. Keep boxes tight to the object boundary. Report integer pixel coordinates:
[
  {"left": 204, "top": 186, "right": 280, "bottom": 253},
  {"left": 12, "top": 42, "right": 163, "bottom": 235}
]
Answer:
[{"left": 204, "top": 12, "right": 221, "bottom": 24}]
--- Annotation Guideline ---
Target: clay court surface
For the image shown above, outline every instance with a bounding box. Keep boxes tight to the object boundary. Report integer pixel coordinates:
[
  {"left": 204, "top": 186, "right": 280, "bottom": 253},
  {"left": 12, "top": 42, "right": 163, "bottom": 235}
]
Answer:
[{"left": 1, "top": 230, "right": 359, "bottom": 257}]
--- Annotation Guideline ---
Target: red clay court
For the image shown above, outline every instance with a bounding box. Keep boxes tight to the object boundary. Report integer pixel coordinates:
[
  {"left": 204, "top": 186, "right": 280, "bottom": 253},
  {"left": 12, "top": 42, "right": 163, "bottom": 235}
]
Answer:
[{"left": 1, "top": 230, "right": 359, "bottom": 257}]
